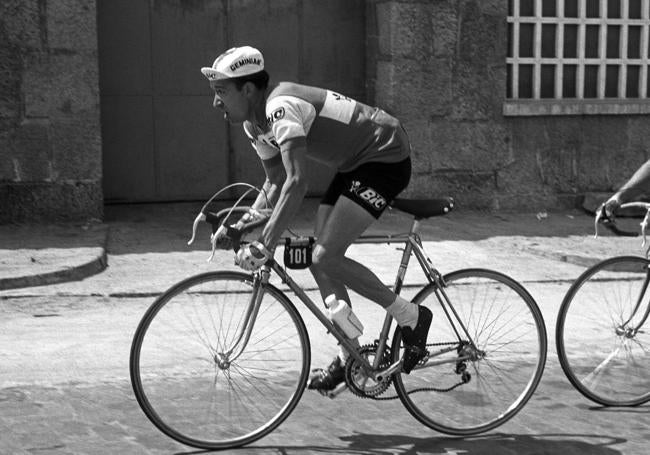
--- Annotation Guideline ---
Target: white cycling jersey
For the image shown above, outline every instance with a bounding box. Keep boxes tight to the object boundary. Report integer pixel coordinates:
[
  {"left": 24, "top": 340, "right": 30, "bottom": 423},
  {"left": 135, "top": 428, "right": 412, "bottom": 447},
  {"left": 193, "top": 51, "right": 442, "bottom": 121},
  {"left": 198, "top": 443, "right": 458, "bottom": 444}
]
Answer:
[{"left": 243, "top": 82, "right": 409, "bottom": 172}]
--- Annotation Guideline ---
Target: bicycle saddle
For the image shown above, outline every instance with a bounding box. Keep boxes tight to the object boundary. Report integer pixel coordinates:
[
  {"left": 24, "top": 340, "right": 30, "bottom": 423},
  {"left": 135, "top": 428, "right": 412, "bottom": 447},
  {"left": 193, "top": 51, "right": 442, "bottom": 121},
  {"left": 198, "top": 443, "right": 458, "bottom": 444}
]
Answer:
[{"left": 391, "top": 197, "right": 454, "bottom": 219}]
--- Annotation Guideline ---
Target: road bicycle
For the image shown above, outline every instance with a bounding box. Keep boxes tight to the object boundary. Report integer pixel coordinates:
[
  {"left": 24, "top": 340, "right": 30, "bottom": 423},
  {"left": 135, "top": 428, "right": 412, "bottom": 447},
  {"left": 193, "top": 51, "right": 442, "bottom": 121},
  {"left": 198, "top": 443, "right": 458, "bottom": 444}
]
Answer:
[
  {"left": 556, "top": 202, "right": 650, "bottom": 407},
  {"left": 129, "top": 189, "right": 548, "bottom": 450}
]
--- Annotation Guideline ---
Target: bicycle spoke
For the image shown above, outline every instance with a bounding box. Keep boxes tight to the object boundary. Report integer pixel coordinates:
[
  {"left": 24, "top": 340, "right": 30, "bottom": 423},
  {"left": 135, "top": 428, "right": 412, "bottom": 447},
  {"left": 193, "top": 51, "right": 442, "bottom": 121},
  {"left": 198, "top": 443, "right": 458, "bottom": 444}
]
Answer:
[
  {"left": 393, "top": 269, "right": 546, "bottom": 435},
  {"left": 130, "top": 272, "right": 309, "bottom": 450},
  {"left": 557, "top": 256, "right": 650, "bottom": 406}
]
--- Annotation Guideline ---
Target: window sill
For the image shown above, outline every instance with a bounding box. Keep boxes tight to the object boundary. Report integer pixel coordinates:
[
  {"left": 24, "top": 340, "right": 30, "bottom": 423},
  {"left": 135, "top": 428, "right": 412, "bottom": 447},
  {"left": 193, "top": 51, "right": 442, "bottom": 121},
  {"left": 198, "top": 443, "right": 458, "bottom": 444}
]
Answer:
[{"left": 503, "top": 99, "right": 650, "bottom": 116}]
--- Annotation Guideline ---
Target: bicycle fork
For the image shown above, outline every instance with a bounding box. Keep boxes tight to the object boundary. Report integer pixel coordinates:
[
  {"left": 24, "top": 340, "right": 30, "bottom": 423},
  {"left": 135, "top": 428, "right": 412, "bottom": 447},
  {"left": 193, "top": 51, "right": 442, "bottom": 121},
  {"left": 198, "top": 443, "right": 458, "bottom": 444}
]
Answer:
[
  {"left": 617, "top": 266, "right": 650, "bottom": 338},
  {"left": 216, "top": 269, "right": 269, "bottom": 367}
]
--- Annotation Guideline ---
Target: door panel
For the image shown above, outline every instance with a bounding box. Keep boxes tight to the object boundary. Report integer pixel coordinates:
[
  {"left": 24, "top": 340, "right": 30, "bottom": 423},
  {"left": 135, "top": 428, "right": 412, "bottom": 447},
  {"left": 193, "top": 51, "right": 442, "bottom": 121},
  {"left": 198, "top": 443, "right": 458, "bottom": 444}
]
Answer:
[
  {"left": 151, "top": 1, "right": 227, "bottom": 95},
  {"left": 100, "top": 96, "right": 155, "bottom": 201},
  {"left": 154, "top": 96, "right": 228, "bottom": 200},
  {"left": 99, "top": 0, "right": 366, "bottom": 202}
]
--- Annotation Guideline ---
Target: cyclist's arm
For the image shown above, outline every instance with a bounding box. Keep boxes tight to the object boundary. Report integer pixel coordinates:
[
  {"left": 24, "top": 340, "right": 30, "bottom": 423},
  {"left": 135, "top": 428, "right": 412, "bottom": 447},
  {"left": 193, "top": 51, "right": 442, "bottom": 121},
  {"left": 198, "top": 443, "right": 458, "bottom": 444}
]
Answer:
[
  {"left": 229, "top": 157, "right": 283, "bottom": 231},
  {"left": 236, "top": 121, "right": 285, "bottom": 226},
  {"left": 251, "top": 154, "right": 284, "bottom": 210},
  {"left": 611, "top": 160, "right": 650, "bottom": 204},
  {"left": 258, "top": 136, "right": 309, "bottom": 249}
]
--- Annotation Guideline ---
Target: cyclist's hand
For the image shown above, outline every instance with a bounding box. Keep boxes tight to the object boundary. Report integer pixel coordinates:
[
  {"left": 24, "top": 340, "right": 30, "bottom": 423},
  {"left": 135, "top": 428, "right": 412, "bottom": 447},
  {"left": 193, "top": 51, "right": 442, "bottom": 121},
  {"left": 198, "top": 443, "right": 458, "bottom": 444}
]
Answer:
[
  {"left": 235, "top": 241, "right": 273, "bottom": 271},
  {"left": 600, "top": 196, "right": 622, "bottom": 221},
  {"left": 211, "top": 224, "right": 233, "bottom": 250}
]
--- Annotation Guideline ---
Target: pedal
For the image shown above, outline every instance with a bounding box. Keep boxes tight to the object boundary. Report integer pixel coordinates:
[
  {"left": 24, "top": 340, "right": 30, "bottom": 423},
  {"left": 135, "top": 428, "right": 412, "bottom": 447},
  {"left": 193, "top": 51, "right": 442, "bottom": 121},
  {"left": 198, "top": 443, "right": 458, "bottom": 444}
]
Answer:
[
  {"left": 324, "top": 382, "right": 348, "bottom": 399},
  {"left": 310, "top": 382, "right": 348, "bottom": 399}
]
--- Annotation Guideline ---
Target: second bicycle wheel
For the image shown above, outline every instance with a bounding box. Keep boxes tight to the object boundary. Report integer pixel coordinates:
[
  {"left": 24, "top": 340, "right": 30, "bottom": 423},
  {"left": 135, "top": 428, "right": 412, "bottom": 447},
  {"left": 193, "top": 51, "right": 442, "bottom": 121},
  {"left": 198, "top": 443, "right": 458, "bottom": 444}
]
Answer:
[
  {"left": 392, "top": 268, "right": 547, "bottom": 435},
  {"left": 130, "top": 271, "right": 310, "bottom": 450},
  {"left": 556, "top": 255, "right": 650, "bottom": 406}
]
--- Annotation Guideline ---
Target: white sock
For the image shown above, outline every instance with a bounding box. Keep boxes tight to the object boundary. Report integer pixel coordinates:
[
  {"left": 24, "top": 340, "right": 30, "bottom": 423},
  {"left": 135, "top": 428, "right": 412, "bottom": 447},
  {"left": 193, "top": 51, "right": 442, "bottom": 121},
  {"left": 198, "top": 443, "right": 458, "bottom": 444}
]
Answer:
[{"left": 386, "top": 295, "right": 419, "bottom": 329}]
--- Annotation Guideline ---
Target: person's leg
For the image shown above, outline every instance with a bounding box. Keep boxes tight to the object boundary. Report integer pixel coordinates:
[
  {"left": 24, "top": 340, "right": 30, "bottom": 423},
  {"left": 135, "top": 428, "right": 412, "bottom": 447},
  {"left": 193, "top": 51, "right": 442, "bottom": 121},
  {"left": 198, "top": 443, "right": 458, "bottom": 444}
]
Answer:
[
  {"left": 310, "top": 203, "right": 351, "bottom": 305},
  {"left": 309, "top": 202, "right": 359, "bottom": 372},
  {"left": 307, "top": 180, "right": 362, "bottom": 392},
  {"left": 308, "top": 158, "right": 430, "bottom": 390},
  {"left": 311, "top": 196, "right": 397, "bottom": 307},
  {"left": 310, "top": 191, "right": 430, "bottom": 380},
  {"left": 310, "top": 157, "right": 431, "bottom": 376}
]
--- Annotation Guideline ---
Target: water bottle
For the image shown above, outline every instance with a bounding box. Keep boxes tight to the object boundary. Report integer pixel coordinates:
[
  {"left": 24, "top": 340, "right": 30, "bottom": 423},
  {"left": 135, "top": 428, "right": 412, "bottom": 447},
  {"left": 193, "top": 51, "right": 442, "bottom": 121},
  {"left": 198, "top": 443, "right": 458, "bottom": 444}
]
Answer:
[{"left": 324, "top": 295, "right": 364, "bottom": 339}]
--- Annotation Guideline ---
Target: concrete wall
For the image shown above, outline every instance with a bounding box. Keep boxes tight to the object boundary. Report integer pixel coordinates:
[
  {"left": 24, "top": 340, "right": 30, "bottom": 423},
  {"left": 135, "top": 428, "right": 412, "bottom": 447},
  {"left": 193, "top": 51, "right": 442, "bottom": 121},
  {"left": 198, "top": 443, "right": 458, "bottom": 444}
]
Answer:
[
  {"left": 367, "top": 0, "right": 650, "bottom": 210},
  {"left": 0, "top": 0, "right": 102, "bottom": 223}
]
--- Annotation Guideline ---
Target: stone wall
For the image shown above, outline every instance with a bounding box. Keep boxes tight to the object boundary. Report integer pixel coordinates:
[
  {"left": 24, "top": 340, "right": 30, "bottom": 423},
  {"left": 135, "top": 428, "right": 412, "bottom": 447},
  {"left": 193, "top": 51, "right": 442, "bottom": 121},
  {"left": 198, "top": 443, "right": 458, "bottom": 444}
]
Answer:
[
  {"left": 367, "top": 0, "right": 650, "bottom": 210},
  {"left": 0, "top": 0, "right": 102, "bottom": 223},
  {"left": 4, "top": 0, "right": 650, "bottom": 222}
]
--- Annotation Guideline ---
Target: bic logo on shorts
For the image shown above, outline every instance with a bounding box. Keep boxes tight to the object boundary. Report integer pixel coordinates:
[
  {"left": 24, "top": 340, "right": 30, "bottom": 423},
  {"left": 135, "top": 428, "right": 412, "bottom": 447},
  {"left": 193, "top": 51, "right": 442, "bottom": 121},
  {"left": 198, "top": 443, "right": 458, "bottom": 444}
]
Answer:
[{"left": 349, "top": 180, "right": 387, "bottom": 210}]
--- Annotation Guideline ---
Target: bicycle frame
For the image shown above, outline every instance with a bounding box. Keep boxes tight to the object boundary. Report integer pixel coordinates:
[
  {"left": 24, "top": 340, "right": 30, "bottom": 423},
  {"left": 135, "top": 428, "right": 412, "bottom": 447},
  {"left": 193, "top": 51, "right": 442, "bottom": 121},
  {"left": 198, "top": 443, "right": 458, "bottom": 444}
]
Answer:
[
  {"left": 226, "top": 215, "right": 482, "bottom": 382},
  {"left": 596, "top": 201, "right": 650, "bottom": 334}
]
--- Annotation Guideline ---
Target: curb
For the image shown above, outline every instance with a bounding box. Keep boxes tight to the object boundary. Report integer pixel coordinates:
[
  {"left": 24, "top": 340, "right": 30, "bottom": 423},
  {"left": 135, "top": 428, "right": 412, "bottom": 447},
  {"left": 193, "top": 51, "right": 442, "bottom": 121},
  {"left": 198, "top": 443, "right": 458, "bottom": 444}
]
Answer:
[
  {"left": 0, "top": 226, "right": 109, "bottom": 291},
  {"left": 0, "top": 251, "right": 108, "bottom": 291}
]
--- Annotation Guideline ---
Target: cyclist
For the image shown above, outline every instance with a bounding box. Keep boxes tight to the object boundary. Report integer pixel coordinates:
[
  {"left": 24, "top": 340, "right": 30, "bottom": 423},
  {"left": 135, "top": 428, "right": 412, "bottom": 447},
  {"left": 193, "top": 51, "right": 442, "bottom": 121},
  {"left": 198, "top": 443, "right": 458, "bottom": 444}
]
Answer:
[
  {"left": 602, "top": 160, "right": 650, "bottom": 218},
  {"left": 201, "top": 45, "right": 432, "bottom": 392}
]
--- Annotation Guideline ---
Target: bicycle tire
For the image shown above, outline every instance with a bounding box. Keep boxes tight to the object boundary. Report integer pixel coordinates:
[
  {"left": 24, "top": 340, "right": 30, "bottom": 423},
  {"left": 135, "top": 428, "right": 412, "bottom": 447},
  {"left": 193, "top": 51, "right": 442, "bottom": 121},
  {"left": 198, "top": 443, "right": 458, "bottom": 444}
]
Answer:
[
  {"left": 130, "top": 271, "right": 311, "bottom": 450},
  {"left": 556, "top": 256, "right": 650, "bottom": 407},
  {"left": 391, "top": 268, "right": 547, "bottom": 435}
]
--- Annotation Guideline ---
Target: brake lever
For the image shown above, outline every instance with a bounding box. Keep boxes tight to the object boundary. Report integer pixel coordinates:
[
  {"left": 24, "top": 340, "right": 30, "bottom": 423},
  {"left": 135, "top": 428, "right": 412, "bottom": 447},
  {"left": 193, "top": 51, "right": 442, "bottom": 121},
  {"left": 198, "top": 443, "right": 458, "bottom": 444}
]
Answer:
[
  {"left": 641, "top": 210, "right": 650, "bottom": 247},
  {"left": 593, "top": 206, "right": 605, "bottom": 238},
  {"left": 207, "top": 224, "right": 228, "bottom": 262},
  {"left": 187, "top": 212, "right": 206, "bottom": 246},
  {"left": 594, "top": 210, "right": 602, "bottom": 239}
]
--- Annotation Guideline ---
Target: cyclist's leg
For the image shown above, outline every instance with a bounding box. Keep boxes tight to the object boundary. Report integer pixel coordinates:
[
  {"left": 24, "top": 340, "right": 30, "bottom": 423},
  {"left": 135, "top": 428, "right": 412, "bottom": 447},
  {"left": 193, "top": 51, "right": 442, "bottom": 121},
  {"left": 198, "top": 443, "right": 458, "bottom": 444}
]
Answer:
[
  {"left": 308, "top": 200, "right": 361, "bottom": 392},
  {"left": 310, "top": 202, "right": 352, "bottom": 305},
  {"left": 307, "top": 197, "right": 380, "bottom": 391},
  {"left": 309, "top": 158, "right": 431, "bottom": 373},
  {"left": 311, "top": 195, "right": 395, "bottom": 307},
  {"left": 311, "top": 158, "right": 413, "bottom": 310}
]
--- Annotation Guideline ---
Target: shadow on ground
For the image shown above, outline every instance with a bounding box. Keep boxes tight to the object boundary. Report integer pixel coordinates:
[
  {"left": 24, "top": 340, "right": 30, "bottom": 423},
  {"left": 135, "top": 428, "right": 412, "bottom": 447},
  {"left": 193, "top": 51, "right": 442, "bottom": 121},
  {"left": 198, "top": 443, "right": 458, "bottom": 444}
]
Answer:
[
  {"left": 103, "top": 199, "right": 610, "bottom": 255},
  {"left": 177, "top": 432, "right": 627, "bottom": 455}
]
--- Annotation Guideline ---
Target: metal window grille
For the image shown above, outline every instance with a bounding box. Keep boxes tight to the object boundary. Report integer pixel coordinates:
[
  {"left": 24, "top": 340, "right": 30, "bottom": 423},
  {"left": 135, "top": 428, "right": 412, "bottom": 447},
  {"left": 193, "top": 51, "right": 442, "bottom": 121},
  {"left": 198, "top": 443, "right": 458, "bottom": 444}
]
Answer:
[{"left": 505, "top": 0, "right": 650, "bottom": 115}]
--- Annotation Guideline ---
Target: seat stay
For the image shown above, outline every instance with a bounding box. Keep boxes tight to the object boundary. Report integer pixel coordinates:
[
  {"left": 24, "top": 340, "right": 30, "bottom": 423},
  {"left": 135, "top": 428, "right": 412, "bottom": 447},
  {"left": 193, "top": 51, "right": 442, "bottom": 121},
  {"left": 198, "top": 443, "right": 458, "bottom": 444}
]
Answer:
[{"left": 408, "top": 238, "right": 479, "bottom": 347}]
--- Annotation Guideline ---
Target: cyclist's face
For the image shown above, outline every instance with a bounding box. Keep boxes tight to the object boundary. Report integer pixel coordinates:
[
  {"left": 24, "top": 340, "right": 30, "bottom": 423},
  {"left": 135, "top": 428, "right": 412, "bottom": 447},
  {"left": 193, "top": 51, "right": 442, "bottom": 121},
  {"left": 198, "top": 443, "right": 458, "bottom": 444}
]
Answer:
[{"left": 210, "top": 80, "right": 248, "bottom": 123}]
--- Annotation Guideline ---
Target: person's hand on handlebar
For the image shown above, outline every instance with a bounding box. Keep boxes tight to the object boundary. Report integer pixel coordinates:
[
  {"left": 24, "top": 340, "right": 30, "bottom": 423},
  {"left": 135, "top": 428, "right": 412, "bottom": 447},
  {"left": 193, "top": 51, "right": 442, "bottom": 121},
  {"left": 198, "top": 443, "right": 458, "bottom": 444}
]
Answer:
[
  {"left": 599, "top": 194, "right": 622, "bottom": 221},
  {"left": 211, "top": 209, "right": 266, "bottom": 251},
  {"left": 211, "top": 224, "right": 233, "bottom": 250}
]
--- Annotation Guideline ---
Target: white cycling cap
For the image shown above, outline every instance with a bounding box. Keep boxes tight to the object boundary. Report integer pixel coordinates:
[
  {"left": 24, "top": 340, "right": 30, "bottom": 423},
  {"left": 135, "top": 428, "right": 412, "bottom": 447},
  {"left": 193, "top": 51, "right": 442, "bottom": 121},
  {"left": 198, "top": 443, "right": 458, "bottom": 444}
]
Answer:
[{"left": 201, "top": 46, "right": 264, "bottom": 81}]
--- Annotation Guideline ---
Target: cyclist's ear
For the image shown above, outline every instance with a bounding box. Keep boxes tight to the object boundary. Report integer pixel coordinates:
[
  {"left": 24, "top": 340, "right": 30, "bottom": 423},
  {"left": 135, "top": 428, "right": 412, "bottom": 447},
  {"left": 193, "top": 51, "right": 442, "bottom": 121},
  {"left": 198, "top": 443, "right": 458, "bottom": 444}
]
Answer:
[{"left": 242, "top": 81, "right": 259, "bottom": 98}]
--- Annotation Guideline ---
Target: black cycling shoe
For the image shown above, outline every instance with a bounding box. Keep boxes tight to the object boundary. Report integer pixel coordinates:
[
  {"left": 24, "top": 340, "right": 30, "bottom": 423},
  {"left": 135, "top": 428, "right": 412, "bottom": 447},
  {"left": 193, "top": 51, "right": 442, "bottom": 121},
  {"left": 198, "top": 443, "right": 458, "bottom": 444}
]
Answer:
[
  {"left": 308, "top": 356, "right": 345, "bottom": 391},
  {"left": 401, "top": 305, "right": 433, "bottom": 374}
]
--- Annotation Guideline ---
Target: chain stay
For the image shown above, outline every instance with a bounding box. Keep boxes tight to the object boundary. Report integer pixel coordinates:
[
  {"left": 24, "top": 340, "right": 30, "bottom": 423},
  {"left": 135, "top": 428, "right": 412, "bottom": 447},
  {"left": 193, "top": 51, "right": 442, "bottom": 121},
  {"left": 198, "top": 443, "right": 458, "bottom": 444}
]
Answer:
[{"left": 352, "top": 341, "right": 471, "bottom": 401}]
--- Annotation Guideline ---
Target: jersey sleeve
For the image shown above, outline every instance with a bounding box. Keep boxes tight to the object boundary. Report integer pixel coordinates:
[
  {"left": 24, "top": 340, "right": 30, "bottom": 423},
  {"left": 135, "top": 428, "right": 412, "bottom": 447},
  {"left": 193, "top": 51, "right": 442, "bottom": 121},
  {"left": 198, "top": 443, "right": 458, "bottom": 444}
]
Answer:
[
  {"left": 243, "top": 121, "right": 279, "bottom": 160},
  {"left": 266, "top": 96, "right": 316, "bottom": 146}
]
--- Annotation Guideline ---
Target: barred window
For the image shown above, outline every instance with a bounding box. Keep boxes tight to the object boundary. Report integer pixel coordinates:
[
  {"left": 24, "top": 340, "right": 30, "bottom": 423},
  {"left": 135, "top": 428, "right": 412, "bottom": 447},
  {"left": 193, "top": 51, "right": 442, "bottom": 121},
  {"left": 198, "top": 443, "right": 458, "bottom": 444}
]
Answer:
[{"left": 505, "top": 0, "right": 650, "bottom": 116}]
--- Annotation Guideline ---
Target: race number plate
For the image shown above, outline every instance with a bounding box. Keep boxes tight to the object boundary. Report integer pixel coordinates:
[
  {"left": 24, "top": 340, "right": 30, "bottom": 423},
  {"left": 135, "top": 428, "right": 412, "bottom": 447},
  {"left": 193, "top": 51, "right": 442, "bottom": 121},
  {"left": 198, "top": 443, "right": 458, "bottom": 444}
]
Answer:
[{"left": 284, "top": 237, "right": 314, "bottom": 269}]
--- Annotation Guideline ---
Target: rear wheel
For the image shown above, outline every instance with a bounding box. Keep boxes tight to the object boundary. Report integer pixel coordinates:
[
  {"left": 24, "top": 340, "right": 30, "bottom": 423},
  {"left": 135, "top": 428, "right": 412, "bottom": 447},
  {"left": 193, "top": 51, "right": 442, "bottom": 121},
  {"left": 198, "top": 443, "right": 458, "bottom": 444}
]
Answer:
[
  {"left": 130, "top": 271, "right": 310, "bottom": 449},
  {"left": 556, "top": 256, "right": 650, "bottom": 406},
  {"left": 392, "top": 268, "right": 547, "bottom": 435}
]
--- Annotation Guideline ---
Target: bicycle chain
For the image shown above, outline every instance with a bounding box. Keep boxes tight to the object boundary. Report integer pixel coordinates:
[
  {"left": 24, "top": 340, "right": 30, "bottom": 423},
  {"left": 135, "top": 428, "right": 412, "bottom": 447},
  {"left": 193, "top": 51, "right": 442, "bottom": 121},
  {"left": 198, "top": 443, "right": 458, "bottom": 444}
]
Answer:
[{"left": 348, "top": 341, "right": 470, "bottom": 401}]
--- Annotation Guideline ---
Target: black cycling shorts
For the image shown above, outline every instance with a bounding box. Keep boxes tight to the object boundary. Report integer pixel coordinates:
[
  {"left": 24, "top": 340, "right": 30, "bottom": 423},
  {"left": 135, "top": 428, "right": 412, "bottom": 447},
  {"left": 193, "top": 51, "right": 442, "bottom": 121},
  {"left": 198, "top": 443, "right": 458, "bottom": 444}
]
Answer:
[{"left": 321, "top": 157, "right": 411, "bottom": 218}]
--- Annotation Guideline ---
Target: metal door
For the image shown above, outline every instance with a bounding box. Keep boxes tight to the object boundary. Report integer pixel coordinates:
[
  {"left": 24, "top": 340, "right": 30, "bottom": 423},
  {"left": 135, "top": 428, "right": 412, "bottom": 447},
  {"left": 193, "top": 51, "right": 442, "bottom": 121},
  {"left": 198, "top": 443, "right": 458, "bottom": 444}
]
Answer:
[{"left": 98, "top": 0, "right": 366, "bottom": 203}]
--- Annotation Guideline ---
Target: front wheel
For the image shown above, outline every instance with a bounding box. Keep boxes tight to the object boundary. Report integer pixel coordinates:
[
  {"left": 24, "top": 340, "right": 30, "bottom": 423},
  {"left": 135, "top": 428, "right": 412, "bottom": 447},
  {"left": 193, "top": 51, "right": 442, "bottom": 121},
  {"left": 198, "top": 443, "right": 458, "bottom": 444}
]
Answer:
[
  {"left": 130, "top": 271, "right": 311, "bottom": 450},
  {"left": 391, "top": 268, "right": 547, "bottom": 435},
  {"left": 556, "top": 256, "right": 650, "bottom": 406}
]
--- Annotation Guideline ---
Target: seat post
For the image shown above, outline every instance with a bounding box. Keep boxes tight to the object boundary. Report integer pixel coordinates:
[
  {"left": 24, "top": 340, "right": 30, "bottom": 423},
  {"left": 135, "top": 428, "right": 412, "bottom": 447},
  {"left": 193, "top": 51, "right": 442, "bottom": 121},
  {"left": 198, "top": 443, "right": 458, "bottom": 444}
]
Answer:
[{"left": 409, "top": 217, "right": 422, "bottom": 236}]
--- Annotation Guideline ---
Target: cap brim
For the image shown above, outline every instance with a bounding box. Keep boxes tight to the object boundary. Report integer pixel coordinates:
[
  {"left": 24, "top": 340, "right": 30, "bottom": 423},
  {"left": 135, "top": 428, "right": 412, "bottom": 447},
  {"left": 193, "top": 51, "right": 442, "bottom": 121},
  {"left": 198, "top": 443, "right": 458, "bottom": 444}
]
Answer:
[{"left": 201, "top": 67, "right": 228, "bottom": 81}]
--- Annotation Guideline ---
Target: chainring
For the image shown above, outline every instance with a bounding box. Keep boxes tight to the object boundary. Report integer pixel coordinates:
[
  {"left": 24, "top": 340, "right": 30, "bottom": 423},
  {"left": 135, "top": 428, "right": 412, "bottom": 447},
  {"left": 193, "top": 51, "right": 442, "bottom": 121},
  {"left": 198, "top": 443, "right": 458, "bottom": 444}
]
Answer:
[{"left": 344, "top": 344, "right": 393, "bottom": 398}]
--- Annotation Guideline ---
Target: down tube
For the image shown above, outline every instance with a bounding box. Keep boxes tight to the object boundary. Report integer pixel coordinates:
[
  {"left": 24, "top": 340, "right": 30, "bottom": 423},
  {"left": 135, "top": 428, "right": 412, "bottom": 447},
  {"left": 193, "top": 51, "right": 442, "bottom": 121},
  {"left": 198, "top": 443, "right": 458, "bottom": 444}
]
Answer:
[{"left": 270, "top": 262, "right": 372, "bottom": 368}]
